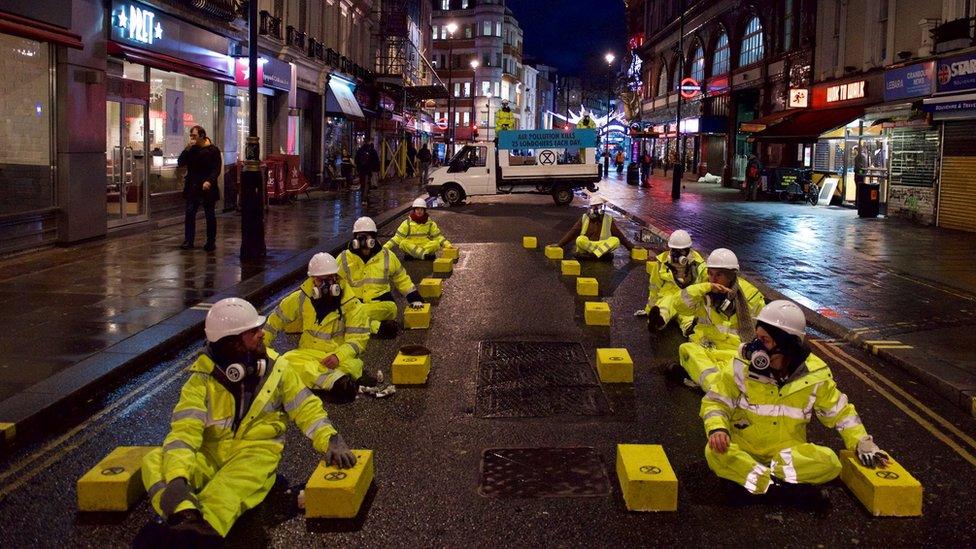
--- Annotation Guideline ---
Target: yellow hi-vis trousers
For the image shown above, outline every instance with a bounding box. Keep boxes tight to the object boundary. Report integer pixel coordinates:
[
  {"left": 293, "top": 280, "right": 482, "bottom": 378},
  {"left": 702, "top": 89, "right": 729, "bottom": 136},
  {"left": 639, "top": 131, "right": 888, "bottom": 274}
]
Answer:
[
  {"left": 575, "top": 235, "right": 620, "bottom": 258},
  {"left": 396, "top": 238, "right": 442, "bottom": 260},
  {"left": 281, "top": 348, "right": 364, "bottom": 390},
  {"left": 360, "top": 300, "right": 398, "bottom": 334},
  {"left": 656, "top": 297, "right": 696, "bottom": 334},
  {"left": 678, "top": 342, "right": 737, "bottom": 391},
  {"left": 705, "top": 442, "right": 842, "bottom": 494},
  {"left": 143, "top": 440, "right": 282, "bottom": 537}
]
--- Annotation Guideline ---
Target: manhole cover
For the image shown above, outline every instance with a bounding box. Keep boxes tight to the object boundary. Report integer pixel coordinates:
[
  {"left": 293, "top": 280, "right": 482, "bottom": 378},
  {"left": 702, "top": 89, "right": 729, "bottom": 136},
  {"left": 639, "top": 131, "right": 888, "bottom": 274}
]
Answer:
[
  {"left": 475, "top": 341, "right": 609, "bottom": 418},
  {"left": 478, "top": 447, "right": 610, "bottom": 498}
]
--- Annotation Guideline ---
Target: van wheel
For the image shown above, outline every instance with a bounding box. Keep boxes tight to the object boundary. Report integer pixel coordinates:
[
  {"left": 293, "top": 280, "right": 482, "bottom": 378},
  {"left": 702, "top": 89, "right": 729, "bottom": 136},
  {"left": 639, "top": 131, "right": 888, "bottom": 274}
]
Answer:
[
  {"left": 441, "top": 184, "right": 466, "bottom": 206},
  {"left": 552, "top": 186, "right": 574, "bottom": 206}
]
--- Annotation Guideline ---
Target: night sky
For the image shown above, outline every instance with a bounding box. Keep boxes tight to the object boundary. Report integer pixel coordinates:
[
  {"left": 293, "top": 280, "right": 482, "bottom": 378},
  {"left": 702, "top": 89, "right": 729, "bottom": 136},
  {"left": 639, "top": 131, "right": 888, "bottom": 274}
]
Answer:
[{"left": 505, "top": 0, "right": 628, "bottom": 78}]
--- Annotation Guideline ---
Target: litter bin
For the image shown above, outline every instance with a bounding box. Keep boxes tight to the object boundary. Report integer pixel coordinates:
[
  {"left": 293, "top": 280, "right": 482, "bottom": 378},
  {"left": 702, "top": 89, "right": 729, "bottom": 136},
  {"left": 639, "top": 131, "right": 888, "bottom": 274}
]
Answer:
[
  {"left": 626, "top": 163, "right": 640, "bottom": 186},
  {"left": 856, "top": 182, "right": 880, "bottom": 218}
]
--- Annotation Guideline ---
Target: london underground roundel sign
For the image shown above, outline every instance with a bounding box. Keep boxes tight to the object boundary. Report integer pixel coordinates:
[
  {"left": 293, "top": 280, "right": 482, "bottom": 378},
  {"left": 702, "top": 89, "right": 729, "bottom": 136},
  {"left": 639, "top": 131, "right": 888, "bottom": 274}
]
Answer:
[{"left": 680, "top": 77, "right": 700, "bottom": 99}]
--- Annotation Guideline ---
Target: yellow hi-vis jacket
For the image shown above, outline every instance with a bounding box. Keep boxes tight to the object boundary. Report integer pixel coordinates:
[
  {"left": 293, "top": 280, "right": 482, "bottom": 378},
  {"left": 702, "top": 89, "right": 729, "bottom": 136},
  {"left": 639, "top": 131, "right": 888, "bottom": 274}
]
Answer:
[
  {"left": 668, "top": 280, "right": 766, "bottom": 350},
  {"left": 337, "top": 248, "right": 417, "bottom": 302},
  {"left": 495, "top": 108, "right": 516, "bottom": 131},
  {"left": 264, "top": 278, "right": 370, "bottom": 360},
  {"left": 157, "top": 350, "right": 338, "bottom": 485},
  {"left": 577, "top": 117, "right": 597, "bottom": 129},
  {"left": 385, "top": 218, "right": 451, "bottom": 250},
  {"left": 645, "top": 249, "right": 708, "bottom": 313},
  {"left": 580, "top": 212, "right": 612, "bottom": 240},
  {"left": 700, "top": 354, "right": 869, "bottom": 457}
]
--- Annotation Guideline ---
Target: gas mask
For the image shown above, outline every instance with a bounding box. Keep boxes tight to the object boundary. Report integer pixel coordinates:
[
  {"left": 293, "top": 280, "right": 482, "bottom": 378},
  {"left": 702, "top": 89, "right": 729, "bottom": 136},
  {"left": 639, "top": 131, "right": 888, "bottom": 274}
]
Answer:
[
  {"left": 311, "top": 278, "right": 342, "bottom": 300},
  {"left": 669, "top": 248, "right": 690, "bottom": 266},
  {"left": 708, "top": 292, "right": 734, "bottom": 315},
  {"left": 588, "top": 207, "right": 603, "bottom": 220},
  {"left": 739, "top": 338, "right": 774, "bottom": 371},
  {"left": 223, "top": 354, "right": 267, "bottom": 383},
  {"left": 350, "top": 234, "right": 377, "bottom": 252}
]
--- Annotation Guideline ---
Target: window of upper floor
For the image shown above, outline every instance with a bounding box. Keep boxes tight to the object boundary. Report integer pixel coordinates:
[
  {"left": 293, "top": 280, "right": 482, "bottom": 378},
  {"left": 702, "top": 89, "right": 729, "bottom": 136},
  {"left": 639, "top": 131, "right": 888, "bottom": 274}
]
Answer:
[
  {"left": 712, "top": 32, "right": 729, "bottom": 75},
  {"left": 739, "top": 17, "right": 764, "bottom": 67}
]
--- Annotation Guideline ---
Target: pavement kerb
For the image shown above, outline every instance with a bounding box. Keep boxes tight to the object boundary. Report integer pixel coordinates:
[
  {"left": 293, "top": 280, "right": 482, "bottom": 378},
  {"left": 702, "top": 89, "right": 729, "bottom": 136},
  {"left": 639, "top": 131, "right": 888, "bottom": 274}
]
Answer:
[
  {"left": 0, "top": 196, "right": 426, "bottom": 447},
  {"left": 606, "top": 200, "right": 976, "bottom": 417}
]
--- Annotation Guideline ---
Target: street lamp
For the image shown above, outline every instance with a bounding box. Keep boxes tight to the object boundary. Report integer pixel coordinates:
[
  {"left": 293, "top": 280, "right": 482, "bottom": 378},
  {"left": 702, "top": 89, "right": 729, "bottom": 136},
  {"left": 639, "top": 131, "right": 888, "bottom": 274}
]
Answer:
[
  {"left": 470, "top": 58, "right": 479, "bottom": 140},
  {"left": 604, "top": 52, "right": 615, "bottom": 179},
  {"left": 485, "top": 90, "right": 493, "bottom": 141},
  {"left": 240, "top": 0, "right": 265, "bottom": 261},
  {"left": 445, "top": 22, "right": 458, "bottom": 157}
]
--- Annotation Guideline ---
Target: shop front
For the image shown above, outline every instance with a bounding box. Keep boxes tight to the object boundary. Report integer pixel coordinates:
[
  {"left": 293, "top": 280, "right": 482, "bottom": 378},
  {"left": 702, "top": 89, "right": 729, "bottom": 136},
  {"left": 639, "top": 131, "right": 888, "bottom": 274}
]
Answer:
[
  {"left": 0, "top": 3, "right": 82, "bottom": 252},
  {"left": 107, "top": 0, "right": 234, "bottom": 224},
  {"left": 324, "top": 73, "right": 366, "bottom": 166}
]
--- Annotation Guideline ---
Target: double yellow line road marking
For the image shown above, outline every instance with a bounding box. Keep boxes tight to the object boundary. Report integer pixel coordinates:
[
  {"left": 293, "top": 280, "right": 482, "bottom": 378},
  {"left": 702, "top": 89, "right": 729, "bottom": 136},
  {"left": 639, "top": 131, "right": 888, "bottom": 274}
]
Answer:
[{"left": 811, "top": 339, "right": 976, "bottom": 468}]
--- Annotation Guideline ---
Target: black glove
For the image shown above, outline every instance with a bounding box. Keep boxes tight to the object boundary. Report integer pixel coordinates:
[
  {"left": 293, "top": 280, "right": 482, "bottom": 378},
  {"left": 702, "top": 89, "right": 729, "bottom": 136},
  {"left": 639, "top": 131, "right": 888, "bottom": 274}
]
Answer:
[
  {"left": 324, "top": 434, "right": 357, "bottom": 469},
  {"left": 647, "top": 306, "right": 666, "bottom": 331},
  {"left": 160, "top": 477, "right": 192, "bottom": 519},
  {"left": 405, "top": 290, "right": 423, "bottom": 304}
]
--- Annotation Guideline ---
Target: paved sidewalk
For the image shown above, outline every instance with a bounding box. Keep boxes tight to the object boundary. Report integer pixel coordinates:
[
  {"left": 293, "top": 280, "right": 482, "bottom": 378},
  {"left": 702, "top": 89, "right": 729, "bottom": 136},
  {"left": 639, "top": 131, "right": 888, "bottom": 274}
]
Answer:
[
  {"left": 599, "top": 172, "right": 976, "bottom": 413},
  {"left": 0, "top": 181, "right": 424, "bottom": 434}
]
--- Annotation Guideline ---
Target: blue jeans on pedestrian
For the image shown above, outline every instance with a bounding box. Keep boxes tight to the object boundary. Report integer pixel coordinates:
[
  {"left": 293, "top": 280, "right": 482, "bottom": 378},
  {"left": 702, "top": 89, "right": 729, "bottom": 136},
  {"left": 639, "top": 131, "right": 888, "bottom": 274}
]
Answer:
[{"left": 184, "top": 199, "right": 216, "bottom": 246}]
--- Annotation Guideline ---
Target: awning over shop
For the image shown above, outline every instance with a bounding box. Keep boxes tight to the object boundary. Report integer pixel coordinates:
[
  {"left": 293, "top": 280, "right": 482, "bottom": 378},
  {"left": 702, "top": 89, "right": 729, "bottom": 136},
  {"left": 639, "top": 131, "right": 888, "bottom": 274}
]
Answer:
[
  {"left": 325, "top": 78, "right": 364, "bottom": 119},
  {"left": 108, "top": 42, "right": 235, "bottom": 84},
  {"left": 752, "top": 106, "right": 865, "bottom": 142},
  {"left": 740, "top": 109, "right": 798, "bottom": 132}
]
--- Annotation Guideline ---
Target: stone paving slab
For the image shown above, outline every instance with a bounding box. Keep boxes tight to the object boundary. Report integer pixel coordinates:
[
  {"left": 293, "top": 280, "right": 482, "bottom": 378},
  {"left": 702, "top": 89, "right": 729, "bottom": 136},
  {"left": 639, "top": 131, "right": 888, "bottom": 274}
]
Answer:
[
  {"left": 598, "top": 173, "right": 976, "bottom": 415},
  {"left": 0, "top": 182, "right": 425, "bottom": 437}
]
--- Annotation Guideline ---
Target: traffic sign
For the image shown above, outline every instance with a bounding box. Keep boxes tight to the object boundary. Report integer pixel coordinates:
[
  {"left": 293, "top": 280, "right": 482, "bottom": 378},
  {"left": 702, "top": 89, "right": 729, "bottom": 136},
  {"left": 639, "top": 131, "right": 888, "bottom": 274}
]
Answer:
[
  {"left": 679, "top": 77, "right": 700, "bottom": 99},
  {"left": 436, "top": 118, "right": 448, "bottom": 130}
]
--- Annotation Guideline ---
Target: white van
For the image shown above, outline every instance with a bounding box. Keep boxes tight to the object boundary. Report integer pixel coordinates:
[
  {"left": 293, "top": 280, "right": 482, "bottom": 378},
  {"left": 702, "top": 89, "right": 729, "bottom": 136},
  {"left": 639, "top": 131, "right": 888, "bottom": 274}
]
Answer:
[{"left": 426, "top": 129, "right": 601, "bottom": 206}]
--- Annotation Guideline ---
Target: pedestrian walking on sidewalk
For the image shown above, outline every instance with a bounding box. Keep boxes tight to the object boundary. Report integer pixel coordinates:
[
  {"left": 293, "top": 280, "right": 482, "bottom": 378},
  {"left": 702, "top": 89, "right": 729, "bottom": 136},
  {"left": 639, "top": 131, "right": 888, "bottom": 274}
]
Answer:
[
  {"left": 178, "top": 125, "right": 221, "bottom": 252},
  {"left": 640, "top": 151, "right": 652, "bottom": 185},
  {"left": 745, "top": 154, "right": 762, "bottom": 201},
  {"left": 417, "top": 143, "right": 432, "bottom": 185}
]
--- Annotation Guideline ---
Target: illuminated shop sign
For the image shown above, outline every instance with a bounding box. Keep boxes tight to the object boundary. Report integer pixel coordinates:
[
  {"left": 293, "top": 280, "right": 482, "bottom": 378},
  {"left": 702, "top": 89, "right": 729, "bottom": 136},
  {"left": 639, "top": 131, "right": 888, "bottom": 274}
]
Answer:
[
  {"left": 114, "top": 4, "right": 162, "bottom": 45},
  {"left": 826, "top": 81, "right": 865, "bottom": 103}
]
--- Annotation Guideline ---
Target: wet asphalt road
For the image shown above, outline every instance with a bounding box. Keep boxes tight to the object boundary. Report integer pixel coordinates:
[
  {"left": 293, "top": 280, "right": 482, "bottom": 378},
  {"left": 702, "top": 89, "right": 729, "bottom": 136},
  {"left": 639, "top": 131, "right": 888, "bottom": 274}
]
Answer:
[{"left": 0, "top": 195, "right": 975, "bottom": 547}]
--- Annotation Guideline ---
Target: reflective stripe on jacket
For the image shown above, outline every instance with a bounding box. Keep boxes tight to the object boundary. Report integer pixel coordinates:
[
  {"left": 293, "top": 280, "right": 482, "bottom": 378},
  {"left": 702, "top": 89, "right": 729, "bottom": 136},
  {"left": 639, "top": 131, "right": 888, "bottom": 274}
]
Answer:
[
  {"left": 160, "top": 351, "right": 337, "bottom": 483},
  {"left": 646, "top": 250, "right": 707, "bottom": 313},
  {"left": 385, "top": 218, "right": 449, "bottom": 249},
  {"left": 700, "top": 355, "right": 869, "bottom": 456},
  {"left": 264, "top": 278, "right": 370, "bottom": 360},
  {"left": 580, "top": 213, "right": 612, "bottom": 241},
  {"left": 669, "top": 279, "right": 765, "bottom": 349},
  {"left": 337, "top": 248, "right": 416, "bottom": 302}
]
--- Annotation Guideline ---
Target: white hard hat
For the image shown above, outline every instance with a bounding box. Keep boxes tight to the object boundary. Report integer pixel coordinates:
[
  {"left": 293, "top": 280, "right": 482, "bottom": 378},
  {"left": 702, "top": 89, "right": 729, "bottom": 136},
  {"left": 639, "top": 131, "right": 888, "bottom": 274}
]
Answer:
[
  {"left": 308, "top": 252, "right": 339, "bottom": 277},
  {"left": 756, "top": 300, "right": 806, "bottom": 338},
  {"left": 706, "top": 248, "right": 739, "bottom": 270},
  {"left": 412, "top": 198, "right": 428, "bottom": 209},
  {"left": 668, "top": 229, "right": 692, "bottom": 250},
  {"left": 589, "top": 195, "right": 606, "bottom": 207},
  {"left": 353, "top": 216, "right": 377, "bottom": 233},
  {"left": 205, "top": 298, "right": 266, "bottom": 343}
]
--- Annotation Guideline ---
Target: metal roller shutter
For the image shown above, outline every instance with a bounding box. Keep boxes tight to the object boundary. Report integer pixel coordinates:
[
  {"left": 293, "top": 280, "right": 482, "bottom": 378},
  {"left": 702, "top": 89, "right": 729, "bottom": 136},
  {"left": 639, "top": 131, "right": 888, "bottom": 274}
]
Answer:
[{"left": 939, "top": 121, "right": 976, "bottom": 232}]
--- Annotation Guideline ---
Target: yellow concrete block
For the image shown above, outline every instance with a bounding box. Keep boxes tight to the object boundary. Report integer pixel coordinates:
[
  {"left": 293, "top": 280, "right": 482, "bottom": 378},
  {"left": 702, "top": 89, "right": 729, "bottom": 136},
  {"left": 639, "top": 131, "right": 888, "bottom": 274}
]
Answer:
[
  {"left": 631, "top": 247, "right": 648, "bottom": 261},
  {"left": 576, "top": 277, "right": 599, "bottom": 297},
  {"left": 544, "top": 246, "right": 564, "bottom": 260},
  {"left": 0, "top": 422, "right": 14, "bottom": 443},
  {"left": 584, "top": 301, "right": 611, "bottom": 326},
  {"left": 646, "top": 260, "right": 655, "bottom": 275},
  {"left": 77, "top": 446, "right": 156, "bottom": 512},
  {"left": 616, "top": 444, "right": 678, "bottom": 512},
  {"left": 596, "top": 348, "right": 634, "bottom": 383},
  {"left": 403, "top": 303, "right": 431, "bottom": 329},
  {"left": 839, "top": 450, "right": 922, "bottom": 517},
  {"left": 418, "top": 278, "right": 442, "bottom": 299},
  {"left": 522, "top": 236, "right": 537, "bottom": 249},
  {"left": 561, "top": 260, "right": 580, "bottom": 276},
  {"left": 433, "top": 257, "right": 453, "bottom": 274},
  {"left": 441, "top": 246, "right": 459, "bottom": 261},
  {"left": 392, "top": 352, "right": 432, "bottom": 385},
  {"left": 305, "top": 450, "right": 374, "bottom": 519}
]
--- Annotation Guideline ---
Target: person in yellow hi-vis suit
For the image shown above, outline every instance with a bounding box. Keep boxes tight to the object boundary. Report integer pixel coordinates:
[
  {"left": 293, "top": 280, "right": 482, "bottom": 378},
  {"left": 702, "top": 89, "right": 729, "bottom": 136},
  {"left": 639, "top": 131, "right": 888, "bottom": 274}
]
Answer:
[
  {"left": 576, "top": 110, "right": 597, "bottom": 129},
  {"left": 550, "top": 195, "right": 636, "bottom": 259},
  {"left": 661, "top": 248, "right": 765, "bottom": 391},
  {"left": 384, "top": 198, "right": 452, "bottom": 260},
  {"left": 702, "top": 300, "right": 889, "bottom": 502},
  {"left": 634, "top": 229, "right": 707, "bottom": 334},
  {"left": 337, "top": 216, "right": 425, "bottom": 338},
  {"left": 142, "top": 298, "right": 356, "bottom": 542},
  {"left": 495, "top": 100, "right": 516, "bottom": 131},
  {"left": 264, "top": 252, "right": 372, "bottom": 398}
]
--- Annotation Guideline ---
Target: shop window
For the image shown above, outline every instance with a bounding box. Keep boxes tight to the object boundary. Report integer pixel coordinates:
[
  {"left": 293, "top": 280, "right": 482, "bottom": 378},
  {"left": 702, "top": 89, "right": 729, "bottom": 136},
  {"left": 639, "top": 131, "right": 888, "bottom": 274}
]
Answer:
[
  {"left": 0, "top": 34, "right": 54, "bottom": 215},
  {"left": 148, "top": 69, "right": 216, "bottom": 195},
  {"left": 739, "top": 17, "right": 764, "bottom": 67},
  {"left": 690, "top": 44, "right": 704, "bottom": 83},
  {"left": 712, "top": 32, "right": 729, "bottom": 75}
]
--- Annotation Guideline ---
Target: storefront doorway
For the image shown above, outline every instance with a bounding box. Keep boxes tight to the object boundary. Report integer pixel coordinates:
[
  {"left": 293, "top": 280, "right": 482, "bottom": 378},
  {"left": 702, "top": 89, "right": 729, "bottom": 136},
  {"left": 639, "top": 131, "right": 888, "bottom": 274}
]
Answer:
[{"left": 105, "top": 98, "right": 149, "bottom": 227}]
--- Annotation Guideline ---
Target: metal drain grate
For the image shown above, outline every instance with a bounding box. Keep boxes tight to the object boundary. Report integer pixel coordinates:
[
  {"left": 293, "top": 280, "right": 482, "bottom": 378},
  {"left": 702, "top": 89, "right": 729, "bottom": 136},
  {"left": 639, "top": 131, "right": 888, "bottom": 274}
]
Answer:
[
  {"left": 478, "top": 447, "right": 610, "bottom": 498},
  {"left": 475, "top": 341, "right": 610, "bottom": 418}
]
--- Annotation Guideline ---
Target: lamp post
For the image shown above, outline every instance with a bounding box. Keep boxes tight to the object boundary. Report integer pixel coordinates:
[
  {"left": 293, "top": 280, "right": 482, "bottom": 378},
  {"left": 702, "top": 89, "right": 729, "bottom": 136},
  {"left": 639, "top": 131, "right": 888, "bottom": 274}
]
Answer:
[
  {"left": 672, "top": 0, "right": 685, "bottom": 200},
  {"left": 240, "top": 0, "right": 265, "bottom": 261},
  {"left": 604, "top": 52, "right": 615, "bottom": 180},
  {"left": 445, "top": 22, "right": 458, "bottom": 157},
  {"left": 485, "top": 90, "right": 493, "bottom": 141},
  {"left": 470, "top": 58, "right": 479, "bottom": 140}
]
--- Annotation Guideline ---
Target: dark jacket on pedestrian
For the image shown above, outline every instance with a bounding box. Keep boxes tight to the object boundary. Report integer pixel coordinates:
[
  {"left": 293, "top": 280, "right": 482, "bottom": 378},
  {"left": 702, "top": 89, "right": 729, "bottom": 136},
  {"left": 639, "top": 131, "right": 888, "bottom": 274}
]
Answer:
[
  {"left": 355, "top": 143, "right": 380, "bottom": 174},
  {"left": 417, "top": 145, "right": 432, "bottom": 164},
  {"left": 178, "top": 140, "right": 222, "bottom": 203}
]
